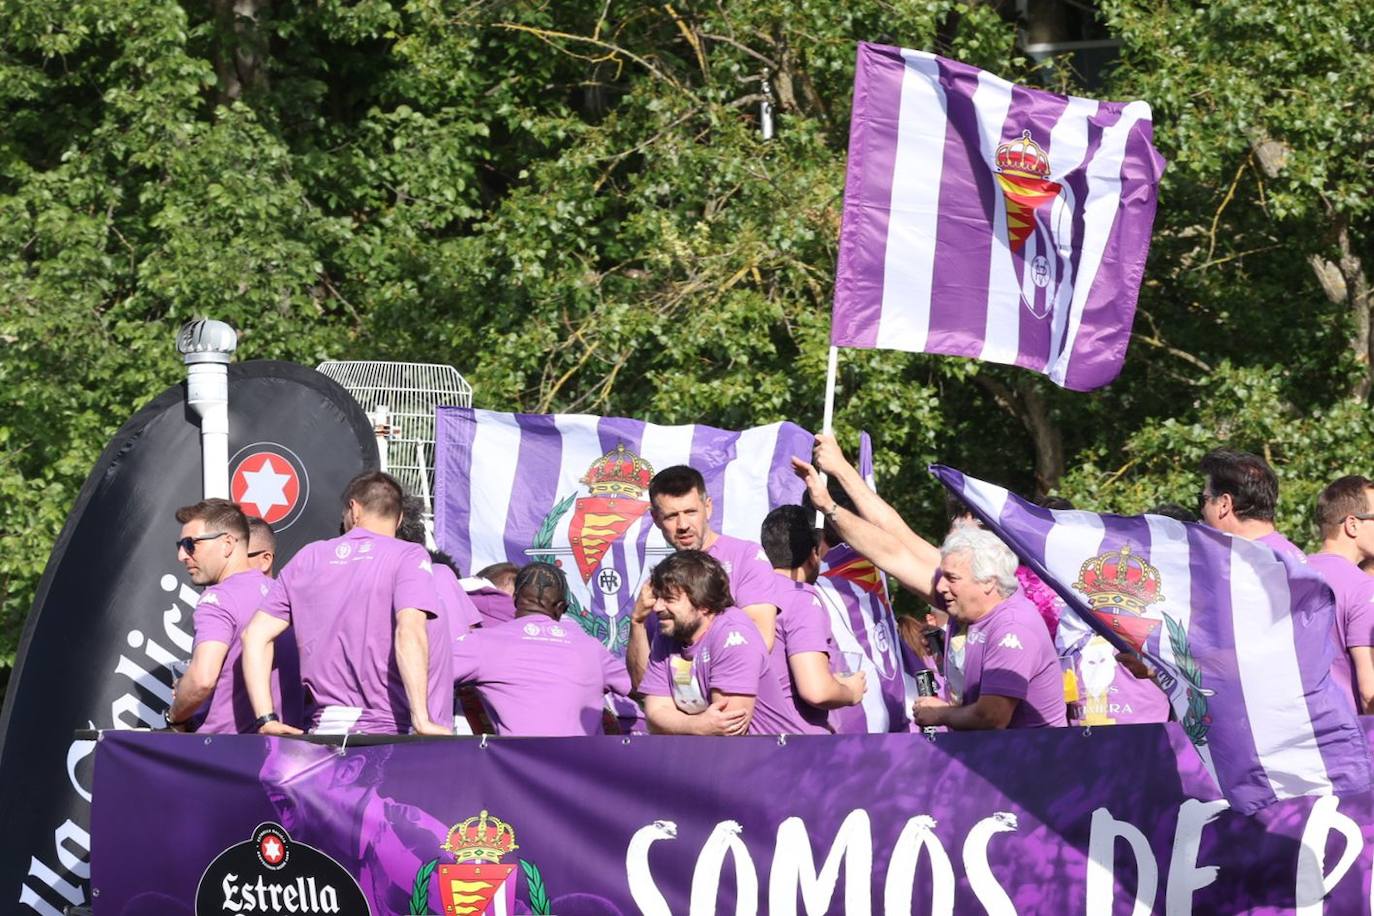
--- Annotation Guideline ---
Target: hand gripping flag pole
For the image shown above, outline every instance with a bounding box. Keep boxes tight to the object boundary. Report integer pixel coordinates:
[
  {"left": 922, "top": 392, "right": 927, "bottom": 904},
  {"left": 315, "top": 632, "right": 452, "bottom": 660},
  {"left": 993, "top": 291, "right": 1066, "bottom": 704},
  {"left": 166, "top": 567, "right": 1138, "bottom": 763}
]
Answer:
[
  {"left": 176, "top": 319, "right": 238, "bottom": 498},
  {"left": 815, "top": 346, "right": 841, "bottom": 528}
]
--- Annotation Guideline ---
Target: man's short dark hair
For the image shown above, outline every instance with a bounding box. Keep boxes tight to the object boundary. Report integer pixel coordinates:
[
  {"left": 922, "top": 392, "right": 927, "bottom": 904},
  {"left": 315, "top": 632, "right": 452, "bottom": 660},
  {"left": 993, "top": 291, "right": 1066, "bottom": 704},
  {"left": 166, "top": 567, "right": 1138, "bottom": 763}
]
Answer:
[
  {"left": 761, "top": 505, "right": 817, "bottom": 570},
  {"left": 1148, "top": 502, "right": 1199, "bottom": 523},
  {"left": 246, "top": 516, "right": 276, "bottom": 550},
  {"left": 343, "top": 471, "right": 404, "bottom": 521},
  {"left": 515, "top": 562, "right": 567, "bottom": 606},
  {"left": 1316, "top": 475, "right": 1374, "bottom": 539},
  {"left": 476, "top": 562, "right": 518, "bottom": 588},
  {"left": 175, "top": 498, "right": 249, "bottom": 543},
  {"left": 945, "top": 493, "right": 976, "bottom": 524},
  {"left": 1199, "top": 449, "right": 1279, "bottom": 521},
  {"left": 650, "top": 551, "right": 734, "bottom": 613},
  {"left": 1036, "top": 496, "right": 1075, "bottom": 511},
  {"left": 648, "top": 465, "right": 707, "bottom": 505},
  {"left": 396, "top": 494, "right": 427, "bottom": 545}
]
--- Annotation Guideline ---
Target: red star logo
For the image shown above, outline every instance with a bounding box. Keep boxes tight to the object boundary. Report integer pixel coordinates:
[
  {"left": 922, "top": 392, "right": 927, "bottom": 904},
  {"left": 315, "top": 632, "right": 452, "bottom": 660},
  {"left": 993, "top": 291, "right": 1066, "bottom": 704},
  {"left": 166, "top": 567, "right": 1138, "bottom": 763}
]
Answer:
[
  {"left": 232, "top": 453, "right": 301, "bottom": 524},
  {"left": 259, "top": 833, "right": 286, "bottom": 865}
]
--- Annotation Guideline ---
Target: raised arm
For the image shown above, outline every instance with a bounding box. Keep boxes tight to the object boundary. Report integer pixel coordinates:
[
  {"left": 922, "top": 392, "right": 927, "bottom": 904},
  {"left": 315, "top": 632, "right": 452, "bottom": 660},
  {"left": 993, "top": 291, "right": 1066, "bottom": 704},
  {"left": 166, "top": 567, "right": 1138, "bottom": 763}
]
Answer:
[
  {"left": 812, "top": 433, "right": 942, "bottom": 572},
  {"left": 626, "top": 581, "right": 654, "bottom": 691},
  {"left": 793, "top": 457, "right": 940, "bottom": 601}
]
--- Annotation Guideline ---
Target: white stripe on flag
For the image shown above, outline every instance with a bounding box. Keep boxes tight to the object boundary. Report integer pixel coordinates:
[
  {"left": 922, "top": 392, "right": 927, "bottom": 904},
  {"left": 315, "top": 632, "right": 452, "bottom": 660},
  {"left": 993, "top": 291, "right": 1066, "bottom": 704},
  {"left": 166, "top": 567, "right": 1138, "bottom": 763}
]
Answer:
[
  {"left": 959, "top": 475, "right": 1010, "bottom": 523},
  {"left": 721, "top": 424, "right": 776, "bottom": 541},
  {"left": 973, "top": 73, "right": 1021, "bottom": 367},
  {"left": 1042, "top": 510, "right": 1106, "bottom": 588},
  {"left": 876, "top": 50, "right": 948, "bottom": 352},
  {"left": 1229, "top": 540, "right": 1332, "bottom": 797},
  {"left": 467, "top": 412, "right": 523, "bottom": 569},
  {"left": 633, "top": 423, "right": 696, "bottom": 590},
  {"left": 1143, "top": 515, "right": 1217, "bottom": 778},
  {"left": 1049, "top": 100, "right": 1153, "bottom": 385},
  {"left": 1042, "top": 96, "right": 1098, "bottom": 372}
]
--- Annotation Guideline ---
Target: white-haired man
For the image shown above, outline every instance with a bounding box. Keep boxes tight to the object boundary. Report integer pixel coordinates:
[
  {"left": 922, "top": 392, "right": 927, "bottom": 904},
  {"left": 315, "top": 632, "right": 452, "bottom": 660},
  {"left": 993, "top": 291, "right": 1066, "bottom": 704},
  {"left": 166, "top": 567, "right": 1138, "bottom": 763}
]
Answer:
[{"left": 912, "top": 527, "right": 1066, "bottom": 730}]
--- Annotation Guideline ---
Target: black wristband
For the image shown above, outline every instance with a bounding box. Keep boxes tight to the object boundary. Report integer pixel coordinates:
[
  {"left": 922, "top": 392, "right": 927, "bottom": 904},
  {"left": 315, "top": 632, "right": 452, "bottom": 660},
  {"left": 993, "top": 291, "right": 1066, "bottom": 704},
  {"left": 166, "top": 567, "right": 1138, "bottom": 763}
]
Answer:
[
  {"left": 163, "top": 707, "right": 192, "bottom": 729},
  {"left": 253, "top": 712, "right": 281, "bottom": 730}
]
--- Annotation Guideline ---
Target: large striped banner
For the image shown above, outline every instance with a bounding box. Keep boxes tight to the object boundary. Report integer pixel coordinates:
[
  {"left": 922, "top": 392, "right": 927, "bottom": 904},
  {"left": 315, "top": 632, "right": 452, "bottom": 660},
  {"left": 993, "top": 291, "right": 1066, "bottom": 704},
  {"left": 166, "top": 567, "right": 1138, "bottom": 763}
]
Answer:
[
  {"left": 433, "top": 408, "right": 812, "bottom": 656},
  {"left": 832, "top": 43, "right": 1165, "bottom": 390},
  {"left": 932, "top": 464, "right": 1372, "bottom": 814}
]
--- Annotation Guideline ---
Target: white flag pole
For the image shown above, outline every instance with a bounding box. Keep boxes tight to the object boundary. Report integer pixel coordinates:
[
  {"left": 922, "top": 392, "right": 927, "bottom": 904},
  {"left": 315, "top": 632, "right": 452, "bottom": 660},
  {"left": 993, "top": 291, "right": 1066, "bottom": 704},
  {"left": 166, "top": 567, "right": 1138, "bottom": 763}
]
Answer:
[{"left": 816, "top": 345, "right": 840, "bottom": 528}]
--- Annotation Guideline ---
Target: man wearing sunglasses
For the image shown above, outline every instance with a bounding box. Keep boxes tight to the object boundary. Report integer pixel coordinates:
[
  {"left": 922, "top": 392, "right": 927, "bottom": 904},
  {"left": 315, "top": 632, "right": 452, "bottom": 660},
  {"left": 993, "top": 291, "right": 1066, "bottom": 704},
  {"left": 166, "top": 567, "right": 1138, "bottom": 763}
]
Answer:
[
  {"left": 246, "top": 516, "right": 277, "bottom": 577},
  {"left": 1196, "top": 448, "right": 1304, "bottom": 561},
  {"left": 241, "top": 471, "right": 451, "bottom": 736},
  {"left": 1308, "top": 476, "right": 1374, "bottom": 715},
  {"left": 165, "top": 499, "right": 299, "bottom": 733}
]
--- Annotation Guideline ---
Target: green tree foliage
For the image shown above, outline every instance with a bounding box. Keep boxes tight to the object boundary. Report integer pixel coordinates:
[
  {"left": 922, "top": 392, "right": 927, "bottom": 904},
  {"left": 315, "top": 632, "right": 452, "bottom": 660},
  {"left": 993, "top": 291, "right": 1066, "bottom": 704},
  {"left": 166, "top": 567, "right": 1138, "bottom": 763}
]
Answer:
[{"left": 2, "top": 0, "right": 1372, "bottom": 666}]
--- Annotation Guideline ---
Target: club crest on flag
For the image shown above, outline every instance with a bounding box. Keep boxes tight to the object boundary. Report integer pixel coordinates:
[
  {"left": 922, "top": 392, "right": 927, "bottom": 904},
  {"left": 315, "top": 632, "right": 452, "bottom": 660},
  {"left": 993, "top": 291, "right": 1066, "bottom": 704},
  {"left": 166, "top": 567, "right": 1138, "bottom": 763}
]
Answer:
[
  {"left": 409, "top": 810, "right": 554, "bottom": 916},
  {"left": 994, "top": 130, "right": 1068, "bottom": 320},
  {"left": 1072, "top": 545, "right": 1163, "bottom": 653}
]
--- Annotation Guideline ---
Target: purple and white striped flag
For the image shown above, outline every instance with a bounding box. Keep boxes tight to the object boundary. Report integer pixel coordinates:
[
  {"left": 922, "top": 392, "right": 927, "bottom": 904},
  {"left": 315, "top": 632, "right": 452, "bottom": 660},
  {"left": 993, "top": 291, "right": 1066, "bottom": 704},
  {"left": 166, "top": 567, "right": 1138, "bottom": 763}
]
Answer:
[
  {"left": 932, "top": 465, "right": 1373, "bottom": 814},
  {"left": 819, "top": 432, "right": 920, "bottom": 733},
  {"left": 832, "top": 43, "right": 1165, "bottom": 390},
  {"left": 433, "top": 408, "right": 812, "bottom": 655}
]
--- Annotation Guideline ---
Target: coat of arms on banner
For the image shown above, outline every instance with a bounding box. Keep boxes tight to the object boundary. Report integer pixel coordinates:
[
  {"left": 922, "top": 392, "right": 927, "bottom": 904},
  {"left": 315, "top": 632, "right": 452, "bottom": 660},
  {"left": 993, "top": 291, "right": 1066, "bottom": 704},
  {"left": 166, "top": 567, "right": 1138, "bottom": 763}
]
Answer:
[
  {"left": 1073, "top": 545, "right": 1213, "bottom": 744},
  {"left": 409, "top": 810, "right": 552, "bottom": 916},
  {"left": 994, "top": 129, "right": 1072, "bottom": 321},
  {"left": 525, "top": 443, "right": 670, "bottom": 653}
]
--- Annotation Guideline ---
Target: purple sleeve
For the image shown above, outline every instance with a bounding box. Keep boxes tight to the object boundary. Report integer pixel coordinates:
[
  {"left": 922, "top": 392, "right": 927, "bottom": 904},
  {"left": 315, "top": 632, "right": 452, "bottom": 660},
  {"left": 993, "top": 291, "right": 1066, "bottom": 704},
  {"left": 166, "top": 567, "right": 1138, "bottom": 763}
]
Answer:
[
  {"left": 260, "top": 567, "right": 293, "bottom": 622},
  {"left": 601, "top": 646, "right": 632, "bottom": 697},
  {"left": 704, "top": 624, "right": 767, "bottom": 696},
  {"left": 783, "top": 595, "right": 833, "bottom": 657},
  {"left": 978, "top": 618, "right": 1036, "bottom": 701},
  {"left": 731, "top": 547, "right": 779, "bottom": 608},
  {"left": 193, "top": 598, "right": 236, "bottom": 647},
  {"left": 394, "top": 546, "right": 440, "bottom": 618},
  {"left": 638, "top": 635, "right": 673, "bottom": 698},
  {"left": 1344, "top": 579, "right": 1374, "bottom": 648},
  {"left": 451, "top": 632, "right": 484, "bottom": 684}
]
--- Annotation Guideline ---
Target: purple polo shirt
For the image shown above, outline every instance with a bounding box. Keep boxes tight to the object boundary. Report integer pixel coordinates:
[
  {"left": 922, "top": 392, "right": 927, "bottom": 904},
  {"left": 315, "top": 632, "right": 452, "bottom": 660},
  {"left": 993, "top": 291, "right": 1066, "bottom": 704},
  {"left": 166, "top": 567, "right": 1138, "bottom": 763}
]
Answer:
[
  {"left": 1257, "top": 530, "right": 1306, "bottom": 563},
  {"left": 192, "top": 569, "right": 301, "bottom": 734},
  {"left": 706, "top": 535, "right": 778, "bottom": 609},
  {"left": 949, "top": 590, "right": 1067, "bottom": 728},
  {"left": 462, "top": 577, "right": 516, "bottom": 627},
  {"left": 640, "top": 606, "right": 807, "bottom": 735},
  {"left": 261, "top": 528, "right": 440, "bottom": 733},
  {"left": 451, "top": 616, "right": 630, "bottom": 735},
  {"left": 1307, "top": 552, "right": 1374, "bottom": 712},
  {"left": 768, "top": 576, "right": 838, "bottom": 734}
]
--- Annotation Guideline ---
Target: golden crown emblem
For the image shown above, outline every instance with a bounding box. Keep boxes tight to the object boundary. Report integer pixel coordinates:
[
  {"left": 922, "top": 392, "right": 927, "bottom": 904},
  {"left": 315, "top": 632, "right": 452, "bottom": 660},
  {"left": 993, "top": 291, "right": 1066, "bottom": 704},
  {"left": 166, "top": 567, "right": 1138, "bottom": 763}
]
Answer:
[
  {"left": 441, "top": 810, "right": 519, "bottom": 864},
  {"left": 580, "top": 443, "right": 654, "bottom": 498},
  {"left": 995, "top": 130, "right": 1052, "bottom": 179},
  {"left": 1073, "top": 545, "right": 1162, "bottom": 615}
]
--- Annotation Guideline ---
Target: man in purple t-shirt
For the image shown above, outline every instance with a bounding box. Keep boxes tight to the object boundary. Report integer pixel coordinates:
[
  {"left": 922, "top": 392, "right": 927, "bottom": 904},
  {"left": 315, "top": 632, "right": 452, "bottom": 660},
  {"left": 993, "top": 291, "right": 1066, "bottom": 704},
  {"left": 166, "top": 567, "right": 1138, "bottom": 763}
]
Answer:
[
  {"left": 466, "top": 563, "right": 519, "bottom": 627},
  {"left": 1198, "top": 447, "right": 1305, "bottom": 560},
  {"left": 1308, "top": 475, "right": 1374, "bottom": 713},
  {"left": 760, "top": 505, "right": 866, "bottom": 733},
  {"left": 246, "top": 516, "right": 277, "bottom": 577},
  {"left": 165, "top": 499, "right": 300, "bottom": 733},
  {"left": 452, "top": 563, "right": 630, "bottom": 735},
  {"left": 913, "top": 527, "right": 1066, "bottom": 730},
  {"left": 640, "top": 551, "right": 803, "bottom": 735},
  {"left": 241, "top": 471, "right": 451, "bottom": 736},
  {"left": 627, "top": 465, "right": 779, "bottom": 688}
]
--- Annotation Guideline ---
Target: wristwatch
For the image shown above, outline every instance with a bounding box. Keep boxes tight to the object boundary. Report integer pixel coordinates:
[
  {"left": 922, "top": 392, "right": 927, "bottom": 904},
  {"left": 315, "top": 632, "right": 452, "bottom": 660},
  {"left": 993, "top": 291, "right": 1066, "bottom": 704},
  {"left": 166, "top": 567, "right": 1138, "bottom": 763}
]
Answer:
[
  {"left": 253, "top": 712, "right": 281, "bottom": 731},
  {"left": 163, "top": 707, "right": 192, "bottom": 730},
  {"left": 822, "top": 504, "right": 841, "bottom": 520}
]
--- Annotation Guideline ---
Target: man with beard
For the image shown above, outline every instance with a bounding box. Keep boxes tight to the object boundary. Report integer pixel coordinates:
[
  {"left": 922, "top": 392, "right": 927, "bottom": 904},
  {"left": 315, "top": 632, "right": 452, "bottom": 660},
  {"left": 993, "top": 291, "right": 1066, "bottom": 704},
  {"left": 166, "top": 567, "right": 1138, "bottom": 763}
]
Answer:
[
  {"left": 639, "top": 551, "right": 804, "bottom": 735},
  {"left": 165, "top": 499, "right": 300, "bottom": 733},
  {"left": 627, "top": 465, "right": 779, "bottom": 687}
]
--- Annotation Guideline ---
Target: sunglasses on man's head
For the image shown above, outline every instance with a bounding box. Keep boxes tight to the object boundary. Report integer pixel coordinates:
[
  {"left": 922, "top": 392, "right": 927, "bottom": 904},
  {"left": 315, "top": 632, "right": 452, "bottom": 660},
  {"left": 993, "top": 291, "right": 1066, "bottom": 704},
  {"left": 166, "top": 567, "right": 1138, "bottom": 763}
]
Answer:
[{"left": 176, "top": 532, "right": 227, "bottom": 555}]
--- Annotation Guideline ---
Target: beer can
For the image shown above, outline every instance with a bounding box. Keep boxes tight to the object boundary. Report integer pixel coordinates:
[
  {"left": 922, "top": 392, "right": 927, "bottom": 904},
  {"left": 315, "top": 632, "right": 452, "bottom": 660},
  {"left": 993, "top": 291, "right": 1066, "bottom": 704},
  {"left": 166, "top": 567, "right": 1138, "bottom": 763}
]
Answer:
[{"left": 915, "top": 670, "right": 938, "bottom": 697}]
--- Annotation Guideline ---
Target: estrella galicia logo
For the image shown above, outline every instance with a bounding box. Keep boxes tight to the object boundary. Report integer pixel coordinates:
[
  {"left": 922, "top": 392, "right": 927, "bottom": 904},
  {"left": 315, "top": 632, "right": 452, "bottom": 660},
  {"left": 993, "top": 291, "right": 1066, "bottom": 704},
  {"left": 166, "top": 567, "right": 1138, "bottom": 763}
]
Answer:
[
  {"left": 195, "top": 821, "right": 370, "bottom": 915},
  {"left": 230, "top": 442, "right": 310, "bottom": 531}
]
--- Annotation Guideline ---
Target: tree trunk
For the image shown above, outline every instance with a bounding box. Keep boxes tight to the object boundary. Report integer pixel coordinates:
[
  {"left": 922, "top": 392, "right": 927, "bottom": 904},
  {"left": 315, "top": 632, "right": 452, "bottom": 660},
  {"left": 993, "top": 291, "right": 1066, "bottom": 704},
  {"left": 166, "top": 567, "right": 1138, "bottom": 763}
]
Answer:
[
  {"left": 212, "top": 0, "right": 270, "bottom": 105},
  {"left": 1310, "top": 219, "right": 1374, "bottom": 400},
  {"left": 975, "top": 374, "right": 1065, "bottom": 498}
]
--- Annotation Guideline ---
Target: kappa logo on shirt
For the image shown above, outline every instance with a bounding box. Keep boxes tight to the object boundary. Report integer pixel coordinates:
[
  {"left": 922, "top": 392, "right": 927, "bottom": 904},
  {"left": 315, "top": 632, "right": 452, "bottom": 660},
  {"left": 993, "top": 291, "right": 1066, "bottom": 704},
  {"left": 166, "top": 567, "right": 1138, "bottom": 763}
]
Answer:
[
  {"left": 721, "top": 560, "right": 734, "bottom": 575},
  {"left": 755, "top": 549, "right": 768, "bottom": 562},
  {"left": 419, "top": 559, "right": 432, "bottom": 574},
  {"left": 998, "top": 633, "right": 1024, "bottom": 650},
  {"left": 259, "top": 584, "right": 270, "bottom": 597},
  {"left": 723, "top": 630, "right": 748, "bottom": 649},
  {"left": 199, "top": 593, "right": 220, "bottom": 606}
]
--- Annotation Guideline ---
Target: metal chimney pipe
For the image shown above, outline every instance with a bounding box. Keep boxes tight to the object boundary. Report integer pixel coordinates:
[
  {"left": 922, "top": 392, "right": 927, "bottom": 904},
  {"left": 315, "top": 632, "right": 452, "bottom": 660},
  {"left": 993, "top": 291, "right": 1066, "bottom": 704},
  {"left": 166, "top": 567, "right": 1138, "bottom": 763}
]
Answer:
[{"left": 175, "top": 319, "right": 238, "bottom": 498}]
